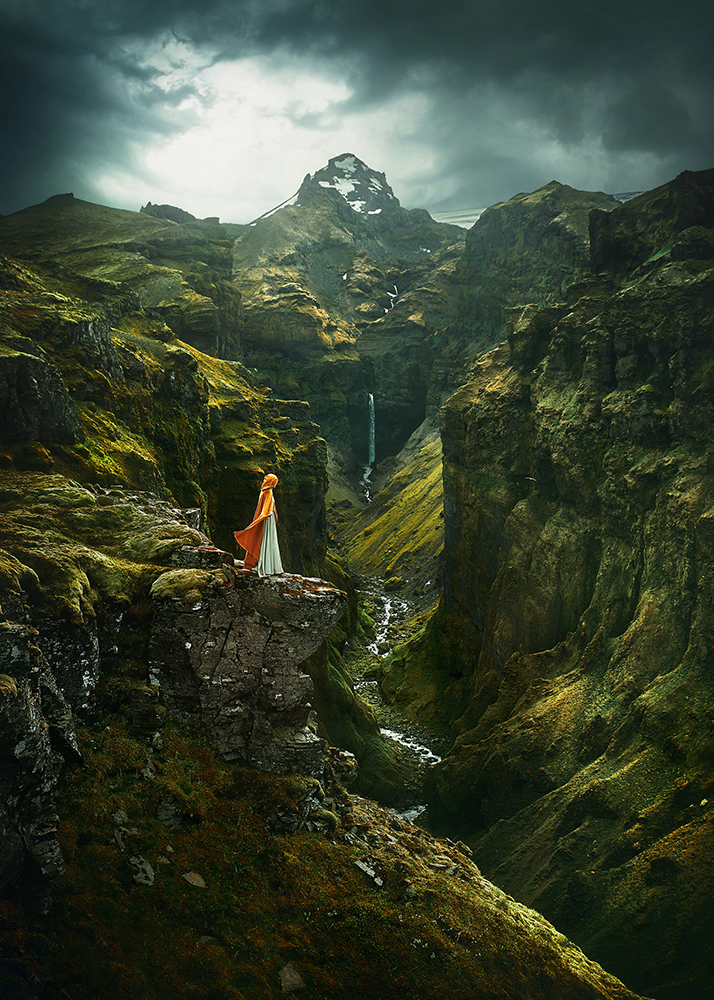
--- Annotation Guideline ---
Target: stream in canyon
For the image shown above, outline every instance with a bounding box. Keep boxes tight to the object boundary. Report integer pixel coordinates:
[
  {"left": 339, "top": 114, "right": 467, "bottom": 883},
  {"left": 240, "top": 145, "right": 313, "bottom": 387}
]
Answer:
[{"left": 352, "top": 583, "right": 449, "bottom": 820}]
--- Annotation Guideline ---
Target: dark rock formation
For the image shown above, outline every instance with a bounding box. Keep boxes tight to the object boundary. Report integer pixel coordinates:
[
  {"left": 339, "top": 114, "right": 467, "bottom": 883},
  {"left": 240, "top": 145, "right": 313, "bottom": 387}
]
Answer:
[
  {"left": 440, "top": 180, "right": 621, "bottom": 371},
  {"left": 590, "top": 168, "right": 714, "bottom": 277},
  {"left": 140, "top": 201, "right": 198, "bottom": 224},
  {"left": 149, "top": 564, "right": 346, "bottom": 776},
  {"left": 0, "top": 335, "right": 84, "bottom": 446},
  {"left": 0, "top": 613, "right": 81, "bottom": 914},
  {"left": 407, "top": 171, "right": 714, "bottom": 998}
]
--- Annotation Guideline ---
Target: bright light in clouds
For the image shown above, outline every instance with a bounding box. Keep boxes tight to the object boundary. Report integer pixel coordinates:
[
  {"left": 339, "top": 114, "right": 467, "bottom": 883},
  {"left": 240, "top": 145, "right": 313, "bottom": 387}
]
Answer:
[
  {"left": 1, "top": 1, "right": 712, "bottom": 222},
  {"left": 85, "top": 33, "right": 692, "bottom": 224},
  {"left": 97, "top": 51, "right": 357, "bottom": 221},
  {"left": 92, "top": 41, "right": 436, "bottom": 223}
]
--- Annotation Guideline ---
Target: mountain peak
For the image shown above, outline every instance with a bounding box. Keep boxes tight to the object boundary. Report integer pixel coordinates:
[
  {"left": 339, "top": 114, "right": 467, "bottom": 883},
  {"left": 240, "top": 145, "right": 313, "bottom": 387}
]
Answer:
[{"left": 297, "top": 153, "right": 400, "bottom": 215}]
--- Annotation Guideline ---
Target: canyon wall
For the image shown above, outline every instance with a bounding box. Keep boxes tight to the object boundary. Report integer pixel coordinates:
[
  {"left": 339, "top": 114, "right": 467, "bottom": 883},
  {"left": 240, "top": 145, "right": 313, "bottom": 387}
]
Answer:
[{"left": 420, "top": 169, "right": 714, "bottom": 999}]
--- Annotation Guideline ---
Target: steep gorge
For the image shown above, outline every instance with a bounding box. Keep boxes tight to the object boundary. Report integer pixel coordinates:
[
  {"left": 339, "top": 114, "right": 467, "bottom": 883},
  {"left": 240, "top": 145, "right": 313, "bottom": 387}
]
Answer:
[{"left": 2, "top": 158, "right": 712, "bottom": 999}]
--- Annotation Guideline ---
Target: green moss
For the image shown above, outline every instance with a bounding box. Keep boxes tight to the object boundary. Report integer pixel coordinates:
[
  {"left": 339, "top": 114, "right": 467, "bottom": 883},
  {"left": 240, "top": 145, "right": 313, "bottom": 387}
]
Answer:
[
  {"left": 0, "top": 711, "right": 631, "bottom": 1000},
  {"left": 339, "top": 435, "right": 444, "bottom": 595}
]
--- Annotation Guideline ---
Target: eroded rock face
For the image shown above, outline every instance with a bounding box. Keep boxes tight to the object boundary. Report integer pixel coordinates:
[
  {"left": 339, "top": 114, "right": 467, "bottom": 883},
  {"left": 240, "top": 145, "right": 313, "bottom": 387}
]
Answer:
[
  {"left": 149, "top": 566, "right": 347, "bottom": 777},
  {"left": 419, "top": 177, "right": 714, "bottom": 996},
  {"left": 590, "top": 167, "right": 714, "bottom": 277},
  {"left": 0, "top": 613, "right": 81, "bottom": 913}
]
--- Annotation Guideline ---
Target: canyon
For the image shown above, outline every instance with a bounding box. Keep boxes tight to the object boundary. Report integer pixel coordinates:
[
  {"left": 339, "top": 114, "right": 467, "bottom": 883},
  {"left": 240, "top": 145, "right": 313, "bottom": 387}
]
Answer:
[{"left": 1, "top": 156, "right": 713, "bottom": 999}]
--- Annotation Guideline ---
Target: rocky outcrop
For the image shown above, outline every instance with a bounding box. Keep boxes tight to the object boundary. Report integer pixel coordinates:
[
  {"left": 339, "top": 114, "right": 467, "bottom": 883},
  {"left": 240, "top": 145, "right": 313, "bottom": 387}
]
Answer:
[
  {"left": 149, "top": 563, "right": 346, "bottom": 776},
  {"left": 297, "top": 153, "right": 401, "bottom": 214},
  {"left": 0, "top": 689, "right": 648, "bottom": 1000},
  {"left": 413, "top": 173, "right": 714, "bottom": 998},
  {"left": 0, "top": 472, "right": 348, "bottom": 908},
  {"left": 0, "top": 202, "right": 391, "bottom": 838},
  {"left": 590, "top": 167, "right": 714, "bottom": 277},
  {"left": 140, "top": 201, "right": 199, "bottom": 224},
  {"left": 0, "top": 612, "right": 81, "bottom": 914}
]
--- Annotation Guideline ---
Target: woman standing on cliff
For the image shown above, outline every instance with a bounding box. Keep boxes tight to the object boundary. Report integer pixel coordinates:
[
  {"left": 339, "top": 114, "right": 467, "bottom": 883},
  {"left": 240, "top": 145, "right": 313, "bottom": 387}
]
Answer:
[{"left": 234, "top": 473, "right": 284, "bottom": 576}]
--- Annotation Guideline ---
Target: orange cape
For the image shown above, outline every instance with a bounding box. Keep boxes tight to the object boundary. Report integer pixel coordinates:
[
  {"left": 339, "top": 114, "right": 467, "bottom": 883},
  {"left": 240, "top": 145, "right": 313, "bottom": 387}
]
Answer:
[{"left": 234, "top": 488, "right": 276, "bottom": 570}]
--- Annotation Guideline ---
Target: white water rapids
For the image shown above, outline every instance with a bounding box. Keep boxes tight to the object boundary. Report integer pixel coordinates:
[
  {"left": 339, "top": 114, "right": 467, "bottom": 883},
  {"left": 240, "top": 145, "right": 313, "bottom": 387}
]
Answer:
[{"left": 355, "top": 585, "right": 448, "bottom": 814}]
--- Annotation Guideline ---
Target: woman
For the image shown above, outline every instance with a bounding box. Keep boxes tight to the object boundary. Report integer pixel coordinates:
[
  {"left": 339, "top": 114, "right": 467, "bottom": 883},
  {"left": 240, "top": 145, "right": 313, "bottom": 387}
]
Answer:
[{"left": 234, "top": 473, "right": 284, "bottom": 576}]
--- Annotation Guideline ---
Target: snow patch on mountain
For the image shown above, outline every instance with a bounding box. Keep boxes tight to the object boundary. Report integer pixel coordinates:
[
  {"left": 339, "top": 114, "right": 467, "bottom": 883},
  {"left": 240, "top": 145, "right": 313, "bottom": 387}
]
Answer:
[{"left": 298, "top": 153, "right": 400, "bottom": 215}]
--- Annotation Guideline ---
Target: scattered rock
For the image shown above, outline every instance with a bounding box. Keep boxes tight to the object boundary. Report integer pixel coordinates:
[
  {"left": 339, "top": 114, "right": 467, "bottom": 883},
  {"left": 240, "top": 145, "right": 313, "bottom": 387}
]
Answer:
[
  {"left": 156, "top": 796, "right": 185, "bottom": 832},
  {"left": 129, "top": 856, "right": 155, "bottom": 886},
  {"left": 278, "top": 962, "right": 305, "bottom": 992}
]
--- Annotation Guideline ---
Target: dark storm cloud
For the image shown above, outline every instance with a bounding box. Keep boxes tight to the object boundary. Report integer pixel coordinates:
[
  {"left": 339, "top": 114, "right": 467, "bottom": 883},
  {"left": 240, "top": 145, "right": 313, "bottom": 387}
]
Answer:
[{"left": 1, "top": 0, "right": 712, "bottom": 216}]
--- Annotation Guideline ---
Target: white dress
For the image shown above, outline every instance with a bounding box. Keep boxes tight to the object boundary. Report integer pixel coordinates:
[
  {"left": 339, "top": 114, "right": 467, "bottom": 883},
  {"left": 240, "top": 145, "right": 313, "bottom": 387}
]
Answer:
[{"left": 257, "top": 511, "right": 284, "bottom": 576}]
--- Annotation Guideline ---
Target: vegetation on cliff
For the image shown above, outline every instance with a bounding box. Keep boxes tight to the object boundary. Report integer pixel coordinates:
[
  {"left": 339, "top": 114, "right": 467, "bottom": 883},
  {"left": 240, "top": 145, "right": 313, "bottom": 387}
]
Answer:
[
  {"left": 382, "top": 168, "right": 714, "bottom": 999},
  {"left": 0, "top": 198, "right": 327, "bottom": 572}
]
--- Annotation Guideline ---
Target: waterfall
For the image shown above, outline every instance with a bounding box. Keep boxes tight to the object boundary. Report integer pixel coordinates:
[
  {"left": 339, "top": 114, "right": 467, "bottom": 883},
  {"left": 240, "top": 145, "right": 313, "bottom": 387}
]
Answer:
[
  {"left": 360, "top": 393, "right": 376, "bottom": 501},
  {"left": 368, "top": 392, "right": 376, "bottom": 467}
]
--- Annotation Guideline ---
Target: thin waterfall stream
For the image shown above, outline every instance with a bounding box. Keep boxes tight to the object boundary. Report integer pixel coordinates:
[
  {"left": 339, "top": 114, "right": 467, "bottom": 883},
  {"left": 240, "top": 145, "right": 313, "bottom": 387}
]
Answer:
[{"left": 360, "top": 392, "right": 377, "bottom": 500}]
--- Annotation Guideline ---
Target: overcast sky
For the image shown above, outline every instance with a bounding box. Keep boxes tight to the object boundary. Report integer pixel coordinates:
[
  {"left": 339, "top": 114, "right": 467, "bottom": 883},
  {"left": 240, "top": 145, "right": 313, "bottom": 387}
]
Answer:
[{"left": 1, "top": 0, "right": 712, "bottom": 223}]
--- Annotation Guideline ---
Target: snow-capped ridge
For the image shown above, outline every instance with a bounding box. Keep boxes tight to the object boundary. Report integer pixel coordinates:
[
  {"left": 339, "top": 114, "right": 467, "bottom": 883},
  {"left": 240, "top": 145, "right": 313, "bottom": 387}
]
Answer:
[{"left": 297, "top": 153, "right": 400, "bottom": 215}]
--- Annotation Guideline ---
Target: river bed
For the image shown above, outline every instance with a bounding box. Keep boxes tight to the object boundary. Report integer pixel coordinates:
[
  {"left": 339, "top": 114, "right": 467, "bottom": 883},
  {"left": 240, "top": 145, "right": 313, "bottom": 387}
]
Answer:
[{"left": 351, "top": 583, "right": 450, "bottom": 818}]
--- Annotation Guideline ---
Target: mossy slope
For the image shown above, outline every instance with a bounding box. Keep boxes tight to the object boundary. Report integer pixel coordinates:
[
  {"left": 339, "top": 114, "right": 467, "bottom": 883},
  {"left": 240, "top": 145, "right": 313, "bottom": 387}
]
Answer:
[
  {"left": 337, "top": 425, "right": 444, "bottom": 600},
  {"left": 0, "top": 721, "right": 648, "bottom": 1000},
  {"left": 0, "top": 245, "right": 325, "bottom": 573},
  {"left": 0, "top": 192, "right": 242, "bottom": 359}
]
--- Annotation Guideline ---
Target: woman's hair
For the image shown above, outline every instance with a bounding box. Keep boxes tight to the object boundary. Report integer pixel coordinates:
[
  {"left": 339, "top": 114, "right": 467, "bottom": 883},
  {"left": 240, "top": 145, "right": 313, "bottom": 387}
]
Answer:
[{"left": 261, "top": 473, "right": 278, "bottom": 490}]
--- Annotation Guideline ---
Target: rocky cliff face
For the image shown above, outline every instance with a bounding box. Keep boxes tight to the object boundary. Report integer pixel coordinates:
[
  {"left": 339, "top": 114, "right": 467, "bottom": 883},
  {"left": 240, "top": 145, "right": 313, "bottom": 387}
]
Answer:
[
  {"left": 436, "top": 181, "right": 621, "bottom": 375},
  {"left": 413, "top": 170, "right": 714, "bottom": 998},
  {"left": 0, "top": 473, "right": 347, "bottom": 908},
  {"left": 590, "top": 168, "right": 714, "bottom": 278},
  {"left": 150, "top": 563, "right": 346, "bottom": 775}
]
